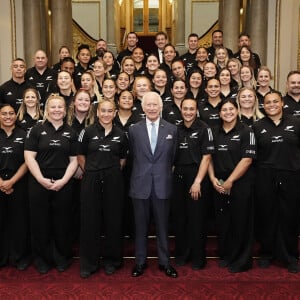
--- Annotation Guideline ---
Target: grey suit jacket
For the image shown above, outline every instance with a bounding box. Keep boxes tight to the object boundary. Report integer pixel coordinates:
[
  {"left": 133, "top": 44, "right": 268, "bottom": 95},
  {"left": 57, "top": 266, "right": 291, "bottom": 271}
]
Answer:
[{"left": 129, "top": 118, "right": 177, "bottom": 199}]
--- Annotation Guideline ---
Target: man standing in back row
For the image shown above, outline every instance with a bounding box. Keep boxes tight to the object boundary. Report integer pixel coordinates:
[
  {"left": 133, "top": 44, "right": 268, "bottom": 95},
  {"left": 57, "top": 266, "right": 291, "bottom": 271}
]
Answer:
[{"left": 129, "top": 91, "right": 178, "bottom": 278}]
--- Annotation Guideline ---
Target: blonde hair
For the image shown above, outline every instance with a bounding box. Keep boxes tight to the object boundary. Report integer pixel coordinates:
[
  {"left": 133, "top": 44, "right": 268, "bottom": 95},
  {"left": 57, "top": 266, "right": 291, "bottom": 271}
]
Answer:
[
  {"left": 17, "top": 88, "right": 43, "bottom": 121},
  {"left": 213, "top": 46, "right": 229, "bottom": 67},
  {"left": 66, "top": 89, "right": 95, "bottom": 127},
  {"left": 81, "top": 70, "right": 103, "bottom": 103},
  {"left": 132, "top": 76, "right": 152, "bottom": 98},
  {"left": 237, "top": 87, "right": 264, "bottom": 121},
  {"left": 43, "top": 94, "right": 66, "bottom": 123}
]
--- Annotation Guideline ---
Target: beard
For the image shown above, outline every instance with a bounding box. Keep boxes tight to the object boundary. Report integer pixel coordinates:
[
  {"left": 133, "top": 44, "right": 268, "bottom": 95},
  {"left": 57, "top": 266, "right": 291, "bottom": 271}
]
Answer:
[{"left": 96, "top": 48, "right": 106, "bottom": 57}]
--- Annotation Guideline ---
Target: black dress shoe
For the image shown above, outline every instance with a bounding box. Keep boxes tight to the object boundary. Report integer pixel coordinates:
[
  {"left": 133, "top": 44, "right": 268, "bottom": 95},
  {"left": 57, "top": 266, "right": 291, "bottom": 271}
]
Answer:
[
  {"left": 257, "top": 257, "right": 271, "bottom": 269},
  {"left": 36, "top": 262, "right": 51, "bottom": 274},
  {"left": 16, "top": 259, "right": 31, "bottom": 271},
  {"left": 105, "top": 264, "right": 117, "bottom": 275},
  {"left": 80, "top": 271, "right": 91, "bottom": 279},
  {"left": 158, "top": 265, "right": 178, "bottom": 278},
  {"left": 131, "top": 263, "right": 147, "bottom": 277},
  {"left": 192, "top": 260, "right": 206, "bottom": 270},
  {"left": 288, "top": 263, "right": 299, "bottom": 273}
]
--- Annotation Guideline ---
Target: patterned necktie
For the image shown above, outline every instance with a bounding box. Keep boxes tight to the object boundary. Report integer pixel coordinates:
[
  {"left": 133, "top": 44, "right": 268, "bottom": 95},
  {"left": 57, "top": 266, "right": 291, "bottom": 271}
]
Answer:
[{"left": 150, "top": 122, "right": 157, "bottom": 154}]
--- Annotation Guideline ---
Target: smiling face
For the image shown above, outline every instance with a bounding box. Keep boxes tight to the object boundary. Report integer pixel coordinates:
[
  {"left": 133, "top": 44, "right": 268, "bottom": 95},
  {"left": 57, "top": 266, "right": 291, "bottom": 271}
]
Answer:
[
  {"left": 196, "top": 47, "right": 208, "bottom": 62},
  {"left": 152, "top": 69, "right": 167, "bottom": 88},
  {"left": 46, "top": 98, "right": 66, "bottom": 122},
  {"left": 203, "top": 62, "right": 217, "bottom": 79},
  {"left": 189, "top": 72, "right": 202, "bottom": 89},
  {"left": 116, "top": 72, "right": 130, "bottom": 91},
  {"left": 0, "top": 105, "right": 16, "bottom": 129},
  {"left": 24, "top": 90, "right": 39, "bottom": 109},
  {"left": 205, "top": 79, "right": 221, "bottom": 98},
  {"left": 240, "top": 47, "right": 251, "bottom": 63},
  {"left": 227, "top": 60, "right": 240, "bottom": 76},
  {"left": 102, "top": 79, "right": 117, "bottom": 101},
  {"left": 132, "top": 48, "right": 144, "bottom": 63},
  {"left": 57, "top": 71, "right": 72, "bottom": 90},
  {"left": 286, "top": 73, "right": 300, "bottom": 97},
  {"left": 219, "top": 69, "right": 231, "bottom": 85},
  {"left": 118, "top": 90, "right": 134, "bottom": 110},
  {"left": 172, "top": 61, "right": 185, "bottom": 80},
  {"left": 257, "top": 70, "right": 271, "bottom": 88},
  {"left": 122, "top": 58, "right": 135, "bottom": 75},
  {"left": 93, "top": 60, "right": 106, "bottom": 77},
  {"left": 220, "top": 101, "right": 238, "bottom": 124},
  {"left": 97, "top": 100, "right": 116, "bottom": 126},
  {"left": 171, "top": 80, "right": 187, "bottom": 101},
  {"left": 263, "top": 92, "right": 283, "bottom": 119},
  {"left": 74, "top": 90, "right": 91, "bottom": 114},
  {"left": 134, "top": 77, "right": 151, "bottom": 99},
  {"left": 238, "top": 88, "right": 256, "bottom": 110},
  {"left": 240, "top": 66, "right": 252, "bottom": 82},
  {"left": 146, "top": 55, "right": 160, "bottom": 72},
  {"left": 142, "top": 92, "right": 162, "bottom": 122},
  {"left": 181, "top": 99, "right": 197, "bottom": 125},
  {"left": 163, "top": 46, "right": 176, "bottom": 64}
]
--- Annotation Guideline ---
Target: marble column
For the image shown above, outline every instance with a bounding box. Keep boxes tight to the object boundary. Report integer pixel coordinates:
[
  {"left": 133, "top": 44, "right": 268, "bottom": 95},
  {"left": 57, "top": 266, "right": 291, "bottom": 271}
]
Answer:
[
  {"left": 246, "top": 0, "right": 268, "bottom": 64},
  {"left": 174, "top": 0, "right": 186, "bottom": 55},
  {"left": 219, "top": 0, "right": 240, "bottom": 53},
  {"left": 106, "top": 0, "right": 118, "bottom": 56},
  {"left": 23, "top": 0, "right": 43, "bottom": 65},
  {"left": 50, "top": 0, "right": 73, "bottom": 64}
]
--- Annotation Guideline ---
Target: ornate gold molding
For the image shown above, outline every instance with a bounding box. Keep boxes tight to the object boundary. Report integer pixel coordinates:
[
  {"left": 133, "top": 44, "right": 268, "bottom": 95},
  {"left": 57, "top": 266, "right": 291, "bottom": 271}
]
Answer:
[
  {"left": 72, "top": 19, "right": 97, "bottom": 58},
  {"left": 198, "top": 21, "right": 218, "bottom": 48}
]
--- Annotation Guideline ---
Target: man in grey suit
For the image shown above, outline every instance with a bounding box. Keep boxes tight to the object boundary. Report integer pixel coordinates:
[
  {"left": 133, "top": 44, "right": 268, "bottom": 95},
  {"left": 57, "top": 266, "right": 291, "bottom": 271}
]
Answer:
[{"left": 129, "top": 91, "right": 178, "bottom": 278}]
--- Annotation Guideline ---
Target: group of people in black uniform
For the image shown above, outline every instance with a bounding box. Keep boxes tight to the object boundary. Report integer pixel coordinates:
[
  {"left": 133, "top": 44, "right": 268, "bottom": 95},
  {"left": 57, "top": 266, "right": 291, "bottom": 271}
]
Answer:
[{"left": 0, "top": 29, "right": 299, "bottom": 279}]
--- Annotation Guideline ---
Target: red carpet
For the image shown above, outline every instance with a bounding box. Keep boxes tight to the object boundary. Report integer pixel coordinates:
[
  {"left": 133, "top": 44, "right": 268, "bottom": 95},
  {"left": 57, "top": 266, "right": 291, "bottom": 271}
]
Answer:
[{"left": 1, "top": 256, "right": 300, "bottom": 299}]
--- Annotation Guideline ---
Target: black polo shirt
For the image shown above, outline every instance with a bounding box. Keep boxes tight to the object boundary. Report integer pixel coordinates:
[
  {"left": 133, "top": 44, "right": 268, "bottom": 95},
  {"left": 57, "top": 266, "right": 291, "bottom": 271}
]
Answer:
[
  {"left": 25, "top": 67, "right": 56, "bottom": 106},
  {"left": 132, "top": 99, "right": 146, "bottom": 120},
  {"left": 211, "top": 121, "right": 256, "bottom": 178},
  {"left": 175, "top": 118, "right": 214, "bottom": 166},
  {"left": 114, "top": 112, "right": 141, "bottom": 138},
  {"left": 162, "top": 102, "right": 183, "bottom": 126},
  {"left": 180, "top": 51, "right": 197, "bottom": 73},
  {"left": 0, "top": 79, "right": 30, "bottom": 112},
  {"left": 0, "top": 126, "right": 26, "bottom": 174},
  {"left": 73, "top": 63, "right": 93, "bottom": 90},
  {"left": 198, "top": 100, "right": 222, "bottom": 129},
  {"left": 16, "top": 113, "right": 43, "bottom": 134},
  {"left": 25, "top": 121, "right": 77, "bottom": 172},
  {"left": 252, "top": 115, "right": 300, "bottom": 171},
  {"left": 77, "top": 122, "right": 128, "bottom": 171},
  {"left": 283, "top": 94, "right": 300, "bottom": 118}
]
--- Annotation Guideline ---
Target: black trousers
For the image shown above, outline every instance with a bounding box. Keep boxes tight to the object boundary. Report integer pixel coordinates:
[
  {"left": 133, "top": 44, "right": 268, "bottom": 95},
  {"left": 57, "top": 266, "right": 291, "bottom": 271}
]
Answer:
[
  {"left": 171, "top": 164, "right": 210, "bottom": 264},
  {"left": 255, "top": 168, "right": 300, "bottom": 266},
  {"left": 80, "top": 168, "right": 124, "bottom": 273},
  {"left": 0, "top": 175, "right": 30, "bottom": 266},
  {"left": 213, "top": 173, "right": 254, "bottom": 271},
  {"left": 28, "top": 175, "right": 74, "bottom": 267}
]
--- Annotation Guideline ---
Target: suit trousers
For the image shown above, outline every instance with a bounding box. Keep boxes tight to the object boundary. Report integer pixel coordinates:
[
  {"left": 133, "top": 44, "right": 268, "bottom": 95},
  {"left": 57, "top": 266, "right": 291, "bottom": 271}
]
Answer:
[{"left": 133, "top": 182, "right": 170, "bottom": 266}]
